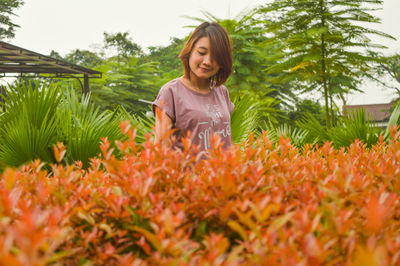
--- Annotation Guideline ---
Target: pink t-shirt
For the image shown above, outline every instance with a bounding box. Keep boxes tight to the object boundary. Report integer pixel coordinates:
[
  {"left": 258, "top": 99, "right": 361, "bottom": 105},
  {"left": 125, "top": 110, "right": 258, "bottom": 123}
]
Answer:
[{"left": 153, "top": 78, "right": 234, "bottom": 152}]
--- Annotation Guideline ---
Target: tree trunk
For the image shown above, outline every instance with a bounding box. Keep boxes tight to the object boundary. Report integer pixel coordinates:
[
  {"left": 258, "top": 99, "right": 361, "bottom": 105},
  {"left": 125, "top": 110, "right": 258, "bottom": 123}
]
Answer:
[
  {"left": 339, "top": 92, "right": 348, "bottom": 117},
  {"left": 329, "top": 92, "right": 335, "bottom": 126},
  {"left": 320, "top": 0, "right": 331, "bottom": 128}
]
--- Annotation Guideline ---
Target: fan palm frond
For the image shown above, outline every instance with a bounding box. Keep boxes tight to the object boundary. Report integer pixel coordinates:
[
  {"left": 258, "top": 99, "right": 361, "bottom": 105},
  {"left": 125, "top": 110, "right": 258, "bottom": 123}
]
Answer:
[
  {"left": 296, "top": 112, "right": 327, "bottom": 145},
  {"left": 117, "top": 106, "right": 155, "bottom": 144},
  {"left": 328, "top": 108, "right": 381, "bottom": 149},
  {"left": 0, "top": 81, "right": 61, "bottom": 167},
  {"left": 57, "top": 90, "right": 124, "bottom": 168},
  {"left": 262, "top": 121, "right": 317, "bottom": 149},
  {"left": 231, "top": 95, "right": 260, "bottom": 144}
]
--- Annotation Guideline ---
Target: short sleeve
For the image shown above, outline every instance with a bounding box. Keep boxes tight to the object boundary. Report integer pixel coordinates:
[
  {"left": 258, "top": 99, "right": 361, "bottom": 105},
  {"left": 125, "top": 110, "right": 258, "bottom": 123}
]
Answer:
[
  {"left": 229, "top": 98, "right": 235, "bottom": 115},
  {"left": 152, "top": 85, "right": 176, "bottom": 122},
  {"left": 222, "top": 85, "right": 234, "bottom": 115}
]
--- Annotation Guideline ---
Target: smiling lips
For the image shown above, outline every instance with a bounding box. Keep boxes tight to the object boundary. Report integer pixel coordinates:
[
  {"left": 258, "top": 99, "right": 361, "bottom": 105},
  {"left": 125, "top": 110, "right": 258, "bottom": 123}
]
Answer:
[{"left": 199, "top": 66, "right": 212, "bottom": 72}]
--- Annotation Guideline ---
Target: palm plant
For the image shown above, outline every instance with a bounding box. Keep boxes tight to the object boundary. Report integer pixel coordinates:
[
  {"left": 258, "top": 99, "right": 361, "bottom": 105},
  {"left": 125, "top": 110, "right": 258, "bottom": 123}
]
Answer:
[
  {"left": 262, "top": 121, "right": 318, "bottom": 149},
  {"left": 230, "top": 95, "right": 261, "bottom": 144},
  {"left": 296, "top": 112, "right": 329, "bottom": 145},
  {"left": 118, "top": 106, "right": 155, "bottom": 144},
  {"left": 328, "top": 109, "right": 380, "bottom": 149},
  {"left": 297, "top": 108, "right": 392, "bottom": 149},
  {"left": 56, "top": 89, "right": 127, "bottom": 168},
  {"left": 0, "top": 81, "right": 61, "bottom": 167},
  {"left": 0, "top": 81, "right": 141, "bottom": 170}
]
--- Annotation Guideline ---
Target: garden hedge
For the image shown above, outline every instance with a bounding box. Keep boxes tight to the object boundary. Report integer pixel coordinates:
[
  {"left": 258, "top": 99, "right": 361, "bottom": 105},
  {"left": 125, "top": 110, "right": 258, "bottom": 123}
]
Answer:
[{"left": 0, "top": 122, "right": 399, "bottom": 265}]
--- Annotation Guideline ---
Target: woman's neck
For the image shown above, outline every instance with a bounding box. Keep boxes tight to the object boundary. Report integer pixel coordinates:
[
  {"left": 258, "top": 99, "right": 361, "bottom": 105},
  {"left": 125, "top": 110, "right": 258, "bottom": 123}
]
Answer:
[{"left": 181, "top": 75, "right": 210, "bottom": 94}]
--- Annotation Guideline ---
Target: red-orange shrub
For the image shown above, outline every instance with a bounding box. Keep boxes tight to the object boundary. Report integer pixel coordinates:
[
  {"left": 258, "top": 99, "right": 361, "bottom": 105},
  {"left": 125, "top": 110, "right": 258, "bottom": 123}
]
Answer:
[{"left": 0, "top": 124, "right": 400, "bottom": 265}]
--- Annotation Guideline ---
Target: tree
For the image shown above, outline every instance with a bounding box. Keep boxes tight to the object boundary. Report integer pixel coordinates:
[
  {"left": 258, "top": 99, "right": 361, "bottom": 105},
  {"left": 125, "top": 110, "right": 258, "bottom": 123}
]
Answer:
[
  {"left": 0, "top": 0, "right": 24, "bottom": 40},
  {"left": 64, "top": 49, "right": 104, "bottom": 68},
  {"left": 373, "top": 53, "right": 400, "bottom": 100},
  {"left": 257, "top": 0, "right": 396, "bottom": 128},
  {"left": 143, "top": 37, "right": 185, "bottom": 83},
  {"left": 49, "top": 50, "right": 64, "bottom": 61},
  {"left": 48, "top": 32, "right": 161, "bottom": 115},
  {"left": 103, "top": 32, "right": 142, "bottom": 59},
  {"left": 89, "top": 57, "right": 159, "bottom": 114},
  {"left": 286, "top": 99, "right": 326, "bottom": 126}
]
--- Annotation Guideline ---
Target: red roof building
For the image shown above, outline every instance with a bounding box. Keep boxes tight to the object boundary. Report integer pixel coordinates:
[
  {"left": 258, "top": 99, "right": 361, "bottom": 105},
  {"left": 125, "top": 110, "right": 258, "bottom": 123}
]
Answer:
[{"left": 343, "top": 103, "right": 393, "bottom": 127}]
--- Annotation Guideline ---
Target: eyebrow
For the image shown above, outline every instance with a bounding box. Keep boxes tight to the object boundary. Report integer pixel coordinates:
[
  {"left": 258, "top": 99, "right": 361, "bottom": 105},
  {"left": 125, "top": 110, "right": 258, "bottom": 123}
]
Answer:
[{"left": 198, "top": 46, "right": 208, "bottom": 50}]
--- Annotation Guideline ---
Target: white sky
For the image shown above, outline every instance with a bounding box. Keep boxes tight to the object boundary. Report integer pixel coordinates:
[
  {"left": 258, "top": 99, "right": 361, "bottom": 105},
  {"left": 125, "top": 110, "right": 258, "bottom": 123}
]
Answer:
[
  {"left": 10, "top": 0, "right": 400, "bottom": 105},
  {"left": 12, "top": 0, "right": 264, "bottom": 55}
]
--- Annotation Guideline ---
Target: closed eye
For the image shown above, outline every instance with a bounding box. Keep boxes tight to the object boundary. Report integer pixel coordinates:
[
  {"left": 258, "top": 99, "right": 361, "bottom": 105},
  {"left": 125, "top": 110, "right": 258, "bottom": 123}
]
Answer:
[{"left": 198, "top": 51, "right": 206, "bottom": 56}]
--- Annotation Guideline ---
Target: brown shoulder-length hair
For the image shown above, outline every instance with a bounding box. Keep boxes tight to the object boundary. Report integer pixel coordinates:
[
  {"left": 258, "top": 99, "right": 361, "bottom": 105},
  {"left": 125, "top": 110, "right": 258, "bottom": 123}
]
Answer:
[{"left": 179, "top": 22, "right": 233, "bottom": 87}]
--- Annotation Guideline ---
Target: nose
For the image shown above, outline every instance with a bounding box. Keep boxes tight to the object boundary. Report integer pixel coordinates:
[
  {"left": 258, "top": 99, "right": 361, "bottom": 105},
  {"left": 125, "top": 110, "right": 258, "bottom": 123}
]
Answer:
[{"left": 203, "top": 54, "right": 212, "bottom": 65}]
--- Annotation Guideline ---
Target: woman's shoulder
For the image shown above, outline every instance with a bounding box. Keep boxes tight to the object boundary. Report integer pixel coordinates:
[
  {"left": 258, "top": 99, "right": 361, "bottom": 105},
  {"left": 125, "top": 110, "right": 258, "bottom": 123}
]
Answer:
[
  {"left": 214, "top": 84, "right": 229, "bottom": 96},
  {"left": 215, "top": 84, "right": 234, "bottom": 113},
  {"left": 160, "top": 78, "right": 184, "bottom": 93}
]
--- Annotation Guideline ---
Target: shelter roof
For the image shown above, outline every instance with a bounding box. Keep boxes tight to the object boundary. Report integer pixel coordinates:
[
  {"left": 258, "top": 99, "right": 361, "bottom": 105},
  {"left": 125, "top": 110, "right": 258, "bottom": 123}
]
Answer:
[{"left": 0, "top": 41, "right": 102, "bottom": 78}]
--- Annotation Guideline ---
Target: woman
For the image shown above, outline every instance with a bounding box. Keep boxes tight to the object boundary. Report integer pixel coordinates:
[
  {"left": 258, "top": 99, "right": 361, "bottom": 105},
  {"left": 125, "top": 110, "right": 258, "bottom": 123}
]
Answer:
[{"left": 153, "top": 22, "right": 234, "bottom": 156}]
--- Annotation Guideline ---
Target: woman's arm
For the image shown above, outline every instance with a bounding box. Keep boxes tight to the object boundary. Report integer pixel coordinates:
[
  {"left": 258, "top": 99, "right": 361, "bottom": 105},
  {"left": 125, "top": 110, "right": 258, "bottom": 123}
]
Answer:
[{"left": 154, "top": 106, "right": 173, "bottom": 145}]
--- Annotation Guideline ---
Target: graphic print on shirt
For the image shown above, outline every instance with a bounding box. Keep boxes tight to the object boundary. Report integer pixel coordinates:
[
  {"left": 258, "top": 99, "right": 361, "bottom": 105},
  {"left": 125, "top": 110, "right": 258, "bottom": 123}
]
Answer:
[{"left": 198, "top": 104, "right": 231, "bottom": 149}]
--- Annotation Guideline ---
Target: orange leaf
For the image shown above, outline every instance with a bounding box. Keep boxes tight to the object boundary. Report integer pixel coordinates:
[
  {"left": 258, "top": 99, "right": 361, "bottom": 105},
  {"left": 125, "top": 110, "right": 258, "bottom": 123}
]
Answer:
[{"left": 53, "top": 142, "right": 67, "bottom": 163}]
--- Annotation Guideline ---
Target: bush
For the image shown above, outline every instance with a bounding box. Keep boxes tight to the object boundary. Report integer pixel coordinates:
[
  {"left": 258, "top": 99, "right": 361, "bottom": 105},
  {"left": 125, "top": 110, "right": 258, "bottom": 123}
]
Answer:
[
  {"left": 0, "top": 81, "right": 129, "bottom": 170},
  {"left": 0, "top": 123, "right": 400, "bottom": 265}
]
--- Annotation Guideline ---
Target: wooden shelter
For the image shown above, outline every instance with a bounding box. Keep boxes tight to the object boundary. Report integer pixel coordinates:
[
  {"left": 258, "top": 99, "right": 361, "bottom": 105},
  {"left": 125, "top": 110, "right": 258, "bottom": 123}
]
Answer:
[{"left": 0, "top": 41, "right": 102, "bottom": 94}]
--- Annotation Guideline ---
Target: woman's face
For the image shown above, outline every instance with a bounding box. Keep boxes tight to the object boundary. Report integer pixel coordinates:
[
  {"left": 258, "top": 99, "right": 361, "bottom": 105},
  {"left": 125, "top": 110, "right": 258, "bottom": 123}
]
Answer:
[{"left": 188, "top": 37, "right": 220, "bottom": 81}]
